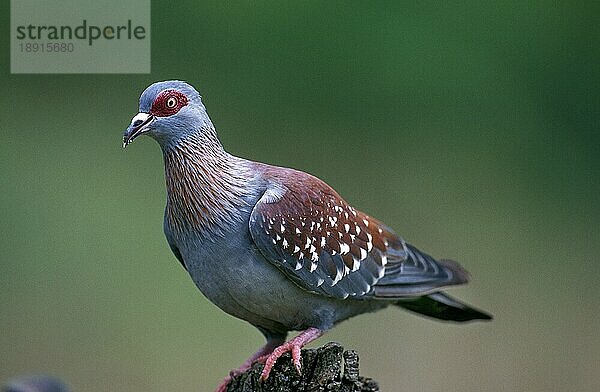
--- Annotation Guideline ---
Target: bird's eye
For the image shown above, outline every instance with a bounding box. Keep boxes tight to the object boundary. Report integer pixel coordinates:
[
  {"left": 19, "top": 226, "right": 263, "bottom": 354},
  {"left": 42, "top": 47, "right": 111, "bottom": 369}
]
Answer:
[
  {"left": 166, "top": 97, "right": 177, "bottom": 108},
  {"left": 151, "top": 89, "right": 188, "bottom": 117}
]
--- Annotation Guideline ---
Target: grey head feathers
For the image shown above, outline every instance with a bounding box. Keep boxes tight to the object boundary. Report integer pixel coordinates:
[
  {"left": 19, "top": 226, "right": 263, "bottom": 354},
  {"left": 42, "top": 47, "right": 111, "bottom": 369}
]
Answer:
[{"left": 138, "top": 80, "right": 217, "bottom": 150}]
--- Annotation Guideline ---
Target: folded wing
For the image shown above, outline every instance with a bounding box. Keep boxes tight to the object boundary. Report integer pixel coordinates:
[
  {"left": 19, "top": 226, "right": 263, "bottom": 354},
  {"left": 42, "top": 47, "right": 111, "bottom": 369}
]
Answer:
[{"left": 249, "top": 167, "right": 469, "bottom": 300}]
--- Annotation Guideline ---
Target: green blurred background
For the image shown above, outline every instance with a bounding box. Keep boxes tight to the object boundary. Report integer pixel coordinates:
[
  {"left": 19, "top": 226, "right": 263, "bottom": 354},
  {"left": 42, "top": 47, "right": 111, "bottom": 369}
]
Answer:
[{"left": 1, "top": 2, "right": 598, "bottom": 391}]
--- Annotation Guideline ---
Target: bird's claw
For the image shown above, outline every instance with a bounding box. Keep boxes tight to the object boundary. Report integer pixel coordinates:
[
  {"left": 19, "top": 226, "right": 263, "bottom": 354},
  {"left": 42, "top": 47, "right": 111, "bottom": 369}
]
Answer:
[
  {"left": 292, "top": 345, "right": 302, "bottom": 374},
  {"left": 259, "top": 342, "right": 303, "bottom": 381},
  {"left": 258, "top": 327, "right": 323, "bottom": 381}
]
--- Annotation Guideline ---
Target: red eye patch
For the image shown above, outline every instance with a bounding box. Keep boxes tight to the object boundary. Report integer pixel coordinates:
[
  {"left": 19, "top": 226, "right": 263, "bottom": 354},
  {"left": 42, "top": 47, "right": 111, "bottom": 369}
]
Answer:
[{"left": 151, "top": 89, "right": 189, "bottom": 117}]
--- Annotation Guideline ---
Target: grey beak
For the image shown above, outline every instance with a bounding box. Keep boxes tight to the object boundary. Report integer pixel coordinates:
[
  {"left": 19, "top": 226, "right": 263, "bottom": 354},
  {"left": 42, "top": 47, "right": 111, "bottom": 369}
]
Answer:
[{"left": 123, "top": 113, "right": 155, "bottom": 148}]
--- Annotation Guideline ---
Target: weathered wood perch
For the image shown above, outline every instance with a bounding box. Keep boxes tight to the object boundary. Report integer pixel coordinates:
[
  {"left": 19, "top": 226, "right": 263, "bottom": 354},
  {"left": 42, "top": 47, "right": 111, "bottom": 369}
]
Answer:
[{"left": 227, "top": 342, "right": 380, "bottom": 392}]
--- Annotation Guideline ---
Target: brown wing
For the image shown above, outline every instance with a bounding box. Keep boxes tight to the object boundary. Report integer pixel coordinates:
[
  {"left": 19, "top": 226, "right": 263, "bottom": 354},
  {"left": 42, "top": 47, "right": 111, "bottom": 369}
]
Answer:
[{"left": 249, "top": 166, "right": 469, "bottom": 299}]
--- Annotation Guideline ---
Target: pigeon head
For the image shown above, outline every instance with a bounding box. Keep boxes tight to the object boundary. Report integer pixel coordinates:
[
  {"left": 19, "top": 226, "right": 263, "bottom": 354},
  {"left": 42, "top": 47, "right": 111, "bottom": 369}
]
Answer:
[{"left": 123, "top": 80, "right": 213, "bottom": 148}]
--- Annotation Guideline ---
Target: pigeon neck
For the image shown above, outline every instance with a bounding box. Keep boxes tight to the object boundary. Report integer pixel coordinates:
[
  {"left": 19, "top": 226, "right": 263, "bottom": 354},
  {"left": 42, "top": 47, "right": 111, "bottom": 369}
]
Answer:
[{"left": 162, "top": 129, "right": 253, "bottom": 237}]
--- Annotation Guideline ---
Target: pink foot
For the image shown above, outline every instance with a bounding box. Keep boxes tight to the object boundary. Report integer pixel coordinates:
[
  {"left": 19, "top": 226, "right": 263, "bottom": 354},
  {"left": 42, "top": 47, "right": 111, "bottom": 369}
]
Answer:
[
  {"left": 214, "top": 338, "right": 284, "bottom": 392},
  {"left": 259, "top": 328, "right": 323, "bottom": 381}
]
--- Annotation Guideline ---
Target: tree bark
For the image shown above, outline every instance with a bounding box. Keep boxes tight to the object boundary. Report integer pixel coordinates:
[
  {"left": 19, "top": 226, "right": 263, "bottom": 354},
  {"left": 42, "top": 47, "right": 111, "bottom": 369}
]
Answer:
[{"left": 227, "top": 342, "right": 380, "bottom": 392}]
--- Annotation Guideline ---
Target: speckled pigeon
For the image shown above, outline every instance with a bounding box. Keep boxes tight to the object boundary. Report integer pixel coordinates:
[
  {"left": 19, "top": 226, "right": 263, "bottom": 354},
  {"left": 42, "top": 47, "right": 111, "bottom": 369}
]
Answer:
[{"left": 123, "top": 80, "right": 492, "bottom": 392}]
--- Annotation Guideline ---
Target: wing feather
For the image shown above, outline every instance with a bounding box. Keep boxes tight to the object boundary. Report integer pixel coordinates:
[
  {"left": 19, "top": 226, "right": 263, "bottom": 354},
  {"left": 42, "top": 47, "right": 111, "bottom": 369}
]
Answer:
[{"left": 248, "top": 167, "right": 470, "bottom": 299}]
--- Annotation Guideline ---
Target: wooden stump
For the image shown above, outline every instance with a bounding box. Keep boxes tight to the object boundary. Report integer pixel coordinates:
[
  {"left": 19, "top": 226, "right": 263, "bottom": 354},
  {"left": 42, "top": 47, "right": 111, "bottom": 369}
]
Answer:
[{"left": 227, "top": 342, "right": 380, "bottom": 392}]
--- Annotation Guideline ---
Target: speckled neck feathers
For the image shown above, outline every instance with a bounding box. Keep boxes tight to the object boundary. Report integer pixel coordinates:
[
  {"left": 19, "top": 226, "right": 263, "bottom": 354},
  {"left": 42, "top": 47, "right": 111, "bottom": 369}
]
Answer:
[{"left": 162, "top": 128, "right": 254, "bottom": 237}]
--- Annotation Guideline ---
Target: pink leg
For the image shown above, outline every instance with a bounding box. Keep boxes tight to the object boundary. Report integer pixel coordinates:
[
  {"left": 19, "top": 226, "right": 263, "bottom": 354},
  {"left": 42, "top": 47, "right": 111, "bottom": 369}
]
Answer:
[
  {"left": 214, "top": 338, "right": 284, "bottom": 392},
  {"left": 259, "top": 328, "right": 324, "bottom": 381},
  {"left": 237, "top": 339, "right": 283, "bottom": 374}
]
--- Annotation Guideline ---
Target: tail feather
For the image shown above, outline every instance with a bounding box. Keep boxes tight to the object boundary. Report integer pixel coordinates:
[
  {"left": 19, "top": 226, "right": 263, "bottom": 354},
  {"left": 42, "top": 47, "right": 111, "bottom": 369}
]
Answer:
[{"left": 396, "top": 292, "right": 493, "bottom": 322}]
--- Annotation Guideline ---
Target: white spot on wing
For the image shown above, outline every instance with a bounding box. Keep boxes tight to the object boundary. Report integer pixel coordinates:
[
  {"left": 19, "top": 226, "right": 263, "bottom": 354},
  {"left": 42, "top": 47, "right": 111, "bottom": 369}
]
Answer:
[
  {"left": 359, "top": 248, "right": 368, "bottom": 260},
  {"left": 381, "top": 254, "right": 388, "bottom": 266},
  {"left": 331, "top": 268, "right": 343, "bottom": 286},
  {"left": 339, "top": 243, "right": 350, "bottom": 254}
]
